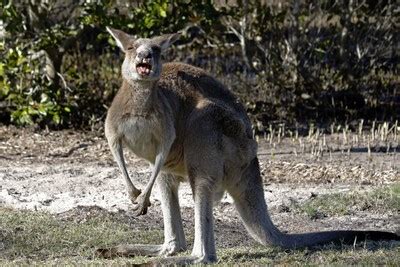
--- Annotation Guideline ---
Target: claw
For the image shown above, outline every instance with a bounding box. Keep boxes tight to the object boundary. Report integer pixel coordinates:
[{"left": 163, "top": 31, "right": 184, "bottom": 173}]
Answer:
[
  {"left": 131, "top": 193, "right": 151, "bottom": 216},
  {"left": 132, "top": 204, "right": 148, "bottom": 216},
  {"left": 133, "top": 206, "right": 148, "bottom": 216}
]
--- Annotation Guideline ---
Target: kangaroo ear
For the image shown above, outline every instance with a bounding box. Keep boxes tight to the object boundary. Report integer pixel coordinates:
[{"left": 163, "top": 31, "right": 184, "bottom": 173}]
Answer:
[
  {"left": 153, "top": 33, "right": 181, "bottom": 51},
  {"left": 106, "top": 27, "right": 134, "bottom": 52}
]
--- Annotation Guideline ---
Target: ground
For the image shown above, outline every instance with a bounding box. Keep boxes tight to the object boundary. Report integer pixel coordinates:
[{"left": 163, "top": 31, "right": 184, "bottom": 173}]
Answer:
[{"left": 0, "top": 125, "right": 399, "bottom": 265}]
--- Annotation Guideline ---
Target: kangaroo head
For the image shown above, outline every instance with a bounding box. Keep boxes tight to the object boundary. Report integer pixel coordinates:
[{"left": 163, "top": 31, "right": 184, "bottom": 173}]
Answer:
[{"left": 107, "top": 27, "right": 180, "bottom": 83}]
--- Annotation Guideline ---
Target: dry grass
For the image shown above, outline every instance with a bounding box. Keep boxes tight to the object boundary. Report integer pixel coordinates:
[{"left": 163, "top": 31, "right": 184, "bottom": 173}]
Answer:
[
  {"left": 292, "top": 184, "right": 400, "bottom": 219},
  {"left": 0, "top": 125, "right": 399, "bottom": 265},
  {"left": 259, "top": 121, "right": 399, "bottom": 162},
  {"left": 1, "top": 184, "right": 399, "bottom": 266}
]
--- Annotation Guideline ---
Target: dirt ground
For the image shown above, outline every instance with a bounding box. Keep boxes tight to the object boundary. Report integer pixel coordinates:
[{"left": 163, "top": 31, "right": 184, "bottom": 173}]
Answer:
[{"left": 0, "top": 125, "right": 399, "bottom": 249}]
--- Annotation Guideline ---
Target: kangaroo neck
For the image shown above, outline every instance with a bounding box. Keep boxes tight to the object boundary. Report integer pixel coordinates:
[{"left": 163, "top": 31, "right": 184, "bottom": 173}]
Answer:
[{"left": 124, "top": 79, "right": 158, "bottom": 116}]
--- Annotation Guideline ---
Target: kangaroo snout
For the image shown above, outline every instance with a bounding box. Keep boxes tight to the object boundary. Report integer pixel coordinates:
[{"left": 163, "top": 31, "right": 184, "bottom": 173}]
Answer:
[
  {"left": 135, "top": 50, "right": 153, "bottom": 76},
  {"left": 133, "top": 45, "right": 159, "bottom": 78},
  {"left": 137, "top": 50, "right": 152, "bottom": 59}
]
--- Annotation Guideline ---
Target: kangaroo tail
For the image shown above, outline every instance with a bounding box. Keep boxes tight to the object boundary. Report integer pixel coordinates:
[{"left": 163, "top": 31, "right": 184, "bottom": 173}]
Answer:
[
  {"left": 227, "top": 157, "right": 400, "bottom": 249},
  {"left": 283, "top": 230, "right": 400, "bottom": 249}
]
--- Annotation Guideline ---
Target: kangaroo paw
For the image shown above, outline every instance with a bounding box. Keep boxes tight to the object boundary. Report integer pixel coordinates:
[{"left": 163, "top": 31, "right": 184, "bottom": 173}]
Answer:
[{"left": 132, "top": 193, "right": 151, "bottom": 216}]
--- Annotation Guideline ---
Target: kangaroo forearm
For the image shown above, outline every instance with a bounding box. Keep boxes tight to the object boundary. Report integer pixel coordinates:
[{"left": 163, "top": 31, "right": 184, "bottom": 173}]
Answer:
[
  {"left": 108, "top": 136, "right": 141, "bottom": 198},
  {"left": 143, "top": 153, "right": 165, "bottom": 198}
]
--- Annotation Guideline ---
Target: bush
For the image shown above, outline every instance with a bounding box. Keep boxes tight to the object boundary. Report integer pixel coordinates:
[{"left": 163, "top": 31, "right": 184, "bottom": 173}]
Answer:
[{"left": 1, "top": 0, "right": 398, "bottom": 130}]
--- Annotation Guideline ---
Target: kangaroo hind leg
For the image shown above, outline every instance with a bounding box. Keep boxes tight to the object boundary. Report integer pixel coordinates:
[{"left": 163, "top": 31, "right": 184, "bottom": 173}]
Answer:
[
  {"left": 144, "top": 117, "right": 224, "bottom": 265},
  {"left": 184, "top": 116, "right": 226, "bottom": 263}
]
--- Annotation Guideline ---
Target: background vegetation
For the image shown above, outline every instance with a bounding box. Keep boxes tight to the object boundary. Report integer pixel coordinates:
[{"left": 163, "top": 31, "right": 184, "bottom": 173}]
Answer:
[{"left": 1, "top": 0, "right": 399, "bottom": 130}]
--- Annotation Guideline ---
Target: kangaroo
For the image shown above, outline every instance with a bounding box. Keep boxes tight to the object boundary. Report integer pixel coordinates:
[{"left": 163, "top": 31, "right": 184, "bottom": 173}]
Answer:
[{"left": 101, "top": 27, "right": 400, "bottom": 264}]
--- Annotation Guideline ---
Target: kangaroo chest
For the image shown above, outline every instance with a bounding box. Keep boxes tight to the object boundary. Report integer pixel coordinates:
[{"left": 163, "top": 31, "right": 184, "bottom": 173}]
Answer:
[{"left": 120, "top": 115, "right": 161, "bottom": 163}]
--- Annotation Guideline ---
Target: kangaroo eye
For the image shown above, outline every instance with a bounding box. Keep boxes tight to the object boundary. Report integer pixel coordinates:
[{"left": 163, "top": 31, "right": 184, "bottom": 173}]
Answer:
[{"left": 126, "top": 46, "right": 134, "bottom": 51}]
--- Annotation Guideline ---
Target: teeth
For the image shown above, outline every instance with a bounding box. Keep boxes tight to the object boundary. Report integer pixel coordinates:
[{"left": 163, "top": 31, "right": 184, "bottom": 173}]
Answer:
[
  {"left": 140, "top": 58, "right": 150, "bottom": 64},
  {"left": 137, "top": 64, "right": 151, "bottom": 75}
]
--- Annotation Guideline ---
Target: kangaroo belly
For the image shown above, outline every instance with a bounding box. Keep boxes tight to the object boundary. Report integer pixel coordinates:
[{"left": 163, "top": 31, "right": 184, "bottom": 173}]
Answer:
[
  {"left": 163, "top": 144, "right": 187, "bottom": 177},
  {"left": 120, "top": 116, "right": 160, "bottom": 163}
]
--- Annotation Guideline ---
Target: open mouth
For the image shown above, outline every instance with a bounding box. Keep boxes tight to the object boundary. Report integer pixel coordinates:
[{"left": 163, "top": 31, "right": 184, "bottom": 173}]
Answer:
[{"left": 136, "top": 63, "right": 152, "bottom": 76}]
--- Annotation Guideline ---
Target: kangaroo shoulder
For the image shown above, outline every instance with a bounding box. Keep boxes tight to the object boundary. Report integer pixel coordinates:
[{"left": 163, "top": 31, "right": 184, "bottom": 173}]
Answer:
[
  {"left": 160, "top": 62, "right": 235, "bottom": 100},
  {"left": 162, "top": 62, "right": 207, "bottom": 78}
]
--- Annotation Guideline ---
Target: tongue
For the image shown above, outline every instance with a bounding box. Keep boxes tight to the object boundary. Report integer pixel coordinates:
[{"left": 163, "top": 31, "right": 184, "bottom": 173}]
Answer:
[{"left": 138, "top": 66, "right": 151, "bottom": 75}]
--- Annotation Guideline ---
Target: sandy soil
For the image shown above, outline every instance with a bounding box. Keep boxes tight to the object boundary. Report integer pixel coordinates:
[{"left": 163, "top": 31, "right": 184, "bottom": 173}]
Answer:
[{"left": 0, "top": 125, "right": 399, "bottom": 247}]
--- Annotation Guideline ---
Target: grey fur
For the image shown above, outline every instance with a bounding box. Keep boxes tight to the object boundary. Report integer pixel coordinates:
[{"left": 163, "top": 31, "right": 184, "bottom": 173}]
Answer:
[{"left": 100, "top": 27, "right": 399, "bottom": 264}]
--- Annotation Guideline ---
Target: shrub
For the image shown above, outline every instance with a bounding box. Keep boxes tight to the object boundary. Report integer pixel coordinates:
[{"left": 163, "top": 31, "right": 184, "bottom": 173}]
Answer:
[{"left": 1, "top": 0, "right": 398, "bottom": 130}]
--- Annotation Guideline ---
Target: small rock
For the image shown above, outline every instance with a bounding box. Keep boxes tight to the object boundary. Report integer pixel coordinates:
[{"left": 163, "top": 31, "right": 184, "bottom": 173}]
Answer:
[{"left": 278, "top": 204, "right": 291, "bottom": 213}]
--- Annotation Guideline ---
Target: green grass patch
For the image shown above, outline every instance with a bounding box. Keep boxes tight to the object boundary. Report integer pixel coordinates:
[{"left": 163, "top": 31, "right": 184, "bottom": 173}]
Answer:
[
  {"left": 0, "top": 207, "right": 160, "bottom": 265},
  {"left": 0, "top": 206, "right": 399, "bottom": 265},
  {"left": 295, "top": 184, "right": 400, "bottom": 219}
]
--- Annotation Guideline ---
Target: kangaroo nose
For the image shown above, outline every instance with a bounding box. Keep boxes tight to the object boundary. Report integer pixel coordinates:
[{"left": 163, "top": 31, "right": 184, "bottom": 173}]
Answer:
[{"left": 138, "top": 51, "right": 152, "bottom": 59}]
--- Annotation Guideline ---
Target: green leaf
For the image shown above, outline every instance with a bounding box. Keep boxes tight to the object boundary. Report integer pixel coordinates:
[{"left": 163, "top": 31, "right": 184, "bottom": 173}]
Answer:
[
  {"left": 144, "top": 17, "right": 154, "bottom": 28},
  {"left": 0, "top": 81, "right": 10, "bottom": 96},
  {"left": 37, "top": 104, "right": 47, "bottom": 115},
  {"left": 53, "top": 113, "right": 61, "bottom": 124},
  {"left": 0, "top": 63, "right": 4, "bottom": 76},
  {"left": 27, "top": 106, "right": 39, "bottom": 115},
  {"left": 159, "top": 9, "right": 167, "bottom": 17}
]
